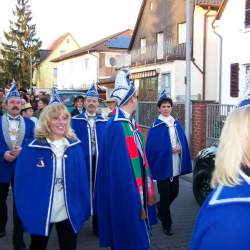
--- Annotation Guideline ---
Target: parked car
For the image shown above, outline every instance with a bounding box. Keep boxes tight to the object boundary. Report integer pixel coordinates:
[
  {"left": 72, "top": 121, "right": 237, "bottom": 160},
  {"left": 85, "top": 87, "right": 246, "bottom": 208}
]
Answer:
[
  {"left": 57, "top": 90, "right": 86, "bottom": 112},
  {"left": 97, "top": 100, "right": 110, "bottom": 119},
  {"left": 192, "top": 145, "right": 217, "bottom": 206}
]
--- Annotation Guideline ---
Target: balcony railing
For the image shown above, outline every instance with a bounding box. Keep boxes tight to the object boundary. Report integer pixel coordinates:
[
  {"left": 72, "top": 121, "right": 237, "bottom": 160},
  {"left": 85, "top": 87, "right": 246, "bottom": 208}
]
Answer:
[{"left": 130, "top": 40, "right": 186, "bottom": 66}]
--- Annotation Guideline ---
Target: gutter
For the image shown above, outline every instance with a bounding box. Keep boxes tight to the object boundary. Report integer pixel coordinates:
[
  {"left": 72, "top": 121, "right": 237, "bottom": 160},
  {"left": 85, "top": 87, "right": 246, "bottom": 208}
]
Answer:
[
  {"left": 212, "top": 16, "right": 223, "bottom": 105},
  {"left": 202, "top": 6, "right": 211, "bottom": 100}
]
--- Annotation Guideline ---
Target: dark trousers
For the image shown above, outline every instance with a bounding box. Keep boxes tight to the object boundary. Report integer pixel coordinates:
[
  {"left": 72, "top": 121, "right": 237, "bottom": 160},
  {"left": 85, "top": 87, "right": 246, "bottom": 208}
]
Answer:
[
  {"left": 30, "top": 220, "right": 77, "bottom": 250},
  {"left": 157, "top": 176, "right": 179, "bottom": 230},
  {"left": 0, "top": 182, "right": 26, "bottom": 249},
  {"left": 91, "top": 155, "right": 98, "bottom": 235}
]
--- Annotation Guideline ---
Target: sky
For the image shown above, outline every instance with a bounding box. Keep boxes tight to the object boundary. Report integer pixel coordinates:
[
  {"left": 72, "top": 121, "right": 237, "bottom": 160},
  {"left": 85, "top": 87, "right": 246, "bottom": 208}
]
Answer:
[{"left": 0, "top": 0, "right": 142, "bottom": 49}]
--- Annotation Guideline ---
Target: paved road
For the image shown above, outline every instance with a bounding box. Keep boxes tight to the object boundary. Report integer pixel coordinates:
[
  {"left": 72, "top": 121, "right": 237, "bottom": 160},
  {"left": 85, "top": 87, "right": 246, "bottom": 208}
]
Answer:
[{"left": 0, "top": 177, "right": 199, "bottom": 250}]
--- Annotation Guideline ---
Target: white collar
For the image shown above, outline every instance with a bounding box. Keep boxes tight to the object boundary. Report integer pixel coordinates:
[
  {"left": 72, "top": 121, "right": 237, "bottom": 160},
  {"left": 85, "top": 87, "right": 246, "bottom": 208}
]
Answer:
[
  {"left": 47, "top": 137, "right": 69, "bottom": 146},
  {"left": 158, "top": 114, "right": 175, "bottom": 126},
  {"left": 119, "top": 108, "right": 131, "bottom": 119},
  {"left": 86, "top": 111, "right": 96, "bottom": 117}
]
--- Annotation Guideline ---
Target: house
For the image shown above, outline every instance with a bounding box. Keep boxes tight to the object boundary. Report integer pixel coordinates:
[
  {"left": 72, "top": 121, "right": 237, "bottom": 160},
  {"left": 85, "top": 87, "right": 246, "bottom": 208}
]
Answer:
[
  {"left": 214, "top": 0, "right": 250, "bottom": 104},
  {"left": 51, "top": 29, "right": 132, "bottom": 93},
  {"left": 33, "top": 33, "right": 80, "bottom": 89},
  {"left": 129, "top": 0, "right": 222, "bottom": 105}
]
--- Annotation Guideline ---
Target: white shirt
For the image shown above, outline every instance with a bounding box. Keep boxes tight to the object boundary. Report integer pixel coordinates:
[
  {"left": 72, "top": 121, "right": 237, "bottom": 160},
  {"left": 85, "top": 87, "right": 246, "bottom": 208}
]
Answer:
[
  {"left": 7, "top": 115, "right": 20, "bottom": 143},
  {"left": 48, "top": 138, "right": 69, "bottom": 223},
  {"left": 159, "top": 114, "right": 180, "bottom": 177},
  {"left": 86, "top": 111, "right": 96, "bottom": 155}
]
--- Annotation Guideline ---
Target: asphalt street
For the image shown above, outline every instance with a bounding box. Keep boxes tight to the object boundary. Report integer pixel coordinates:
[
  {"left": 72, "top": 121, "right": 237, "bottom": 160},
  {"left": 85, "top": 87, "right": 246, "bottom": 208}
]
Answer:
[{"left": 0, "top": 177, "right": 199, "bottom": 250}]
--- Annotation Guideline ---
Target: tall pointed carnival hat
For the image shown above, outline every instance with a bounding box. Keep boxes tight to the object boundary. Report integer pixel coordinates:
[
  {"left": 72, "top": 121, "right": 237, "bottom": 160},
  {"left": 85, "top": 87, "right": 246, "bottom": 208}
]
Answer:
[
  {"left": 110, "top": 68, "right": 135, "bottom": 106},
  {"left": 6, "top": 80, "right": 20, "bottom": 100},
  {"left": 86, "top": 83, "right": 99, "bottom": 98},
  {"left": 158, "top": 89, "right": 170, "bottom": 102},
  {"left": 49, "top": 87, "right": 62, "bottom": 104}
]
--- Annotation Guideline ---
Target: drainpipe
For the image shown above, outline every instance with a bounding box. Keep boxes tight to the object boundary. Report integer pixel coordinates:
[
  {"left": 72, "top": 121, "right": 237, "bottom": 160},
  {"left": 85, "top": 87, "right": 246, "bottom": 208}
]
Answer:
[
  {"left": 212, "top": 16, "right": 223, "bottom": 104},
  {"left": 202, "top": 6, "right": 211, "bottom": 100}
]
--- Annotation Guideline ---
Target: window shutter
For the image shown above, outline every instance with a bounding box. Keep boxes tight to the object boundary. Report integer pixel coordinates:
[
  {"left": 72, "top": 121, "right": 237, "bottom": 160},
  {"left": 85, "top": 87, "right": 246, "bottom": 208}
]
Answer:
[
  {"left": 245, "top": 0, "right": 250, "bottom": 26},
  {"left": 230, "top": 63, "right": 239, "bottom": 97}
]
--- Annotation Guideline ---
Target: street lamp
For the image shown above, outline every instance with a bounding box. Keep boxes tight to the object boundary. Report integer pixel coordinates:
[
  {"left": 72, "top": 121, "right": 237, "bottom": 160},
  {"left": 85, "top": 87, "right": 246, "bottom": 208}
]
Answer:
[{"left": 14, "top": 49, "right": 33, "bottom": 92}]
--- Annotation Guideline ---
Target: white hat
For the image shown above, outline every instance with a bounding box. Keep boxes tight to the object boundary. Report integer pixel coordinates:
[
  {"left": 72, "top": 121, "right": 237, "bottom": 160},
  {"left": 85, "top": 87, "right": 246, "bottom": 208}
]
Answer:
[{"left": 110, "top": 69, "right": 135, "bottom": 106}]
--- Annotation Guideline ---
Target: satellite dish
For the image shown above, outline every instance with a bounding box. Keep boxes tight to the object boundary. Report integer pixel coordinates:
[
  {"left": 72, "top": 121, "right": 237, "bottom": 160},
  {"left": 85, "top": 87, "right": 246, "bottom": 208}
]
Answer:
[{"left": 109, "top": 57, "right": 117, "bottom": 67}]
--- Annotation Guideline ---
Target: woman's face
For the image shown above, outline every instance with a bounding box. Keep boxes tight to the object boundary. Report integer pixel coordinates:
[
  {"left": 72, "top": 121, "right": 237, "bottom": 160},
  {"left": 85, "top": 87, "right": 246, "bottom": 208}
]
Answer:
[
  {"left": 38, "top": 100, "right": 46, "bottom": 110},
  {"left": 48, "top": 112, "right": 68, "bottom": 140},
  {"left": 159, "top": 102, "right": 172, "bottom": 117}
]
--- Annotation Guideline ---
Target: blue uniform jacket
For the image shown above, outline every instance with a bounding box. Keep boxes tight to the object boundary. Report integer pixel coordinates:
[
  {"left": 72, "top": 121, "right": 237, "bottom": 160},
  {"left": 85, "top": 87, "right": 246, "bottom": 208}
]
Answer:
[
  {"left": 0, "top": 116, "right": 34, "bottom": 183},
  {"left": 96, "top": 108, "right": 155, "bottom": 250},
  {"left": 190, "top": 171, "right": 250, "bottom": 250},
  {"left": 14, "top": 138, "right": 90, "bottom": 236},
  {"left": 146, "top": 118, "right": 192, "bottom": 180},
  {"left": 71, "top": 112, "right": 106, "bottom": 213}
]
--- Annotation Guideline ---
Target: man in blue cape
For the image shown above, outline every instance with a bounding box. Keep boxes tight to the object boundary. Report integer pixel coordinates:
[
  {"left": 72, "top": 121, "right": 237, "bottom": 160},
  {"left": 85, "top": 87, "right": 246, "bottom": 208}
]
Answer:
[
  {"left": 0, "top": 82, "right": 34, "bottom": 250},
  {"left": 96, "top": 69, "right": 156, "bottom": 250},
  {"left": 71, "top": 83, "right": 106, "bottom": 235}
]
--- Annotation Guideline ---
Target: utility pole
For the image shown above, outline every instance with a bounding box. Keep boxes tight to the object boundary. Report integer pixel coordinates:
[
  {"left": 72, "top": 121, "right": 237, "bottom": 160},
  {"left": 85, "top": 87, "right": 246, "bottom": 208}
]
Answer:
[{"left": 185, "top": 0, "right": 192, "bottom": 144}]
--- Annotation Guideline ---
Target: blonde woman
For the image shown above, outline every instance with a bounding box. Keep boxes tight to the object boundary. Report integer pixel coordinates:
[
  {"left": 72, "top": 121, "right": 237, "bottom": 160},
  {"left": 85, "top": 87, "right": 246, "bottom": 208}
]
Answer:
[
  {"left": 14, "top": 103, "right": 90, "bottom": 250},
  {"left": 190, "top": 105, "right": 250, "bottom": 250}
]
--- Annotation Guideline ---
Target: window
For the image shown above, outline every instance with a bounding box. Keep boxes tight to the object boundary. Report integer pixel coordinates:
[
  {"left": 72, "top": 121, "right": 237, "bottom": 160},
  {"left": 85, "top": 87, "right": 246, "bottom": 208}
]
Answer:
[
  {"left": 83, "top": 59, "right": 89, "bottom": 71},
  {"left": 157, "top": 32, "right": 164, "bottom": 59},
  {"left": 230, "top": 63, "right": 239, "bottom": 97},
  {"left": 60, "top": 50, "right": 66, "bottom": 55},
  {"left": 140, "top": 38, "right": 146, "bottom": 55},
  {"left": 246, "top": 64, "right": 250, "bottom": 88},
  {"left": 53, "top": 68, "right": 58, "bottom": 78},
  {"left": 162, "top": 73, "right": 171, "bottom": 97},
  {"left": 178, "top": 22, "right": 186, "bottom": 44},
  {"left": 245, "top": 0, "right": 250, "bottom": 27},
  {"left": 150, "top": 1, "right": 153, "bottom": 11}
]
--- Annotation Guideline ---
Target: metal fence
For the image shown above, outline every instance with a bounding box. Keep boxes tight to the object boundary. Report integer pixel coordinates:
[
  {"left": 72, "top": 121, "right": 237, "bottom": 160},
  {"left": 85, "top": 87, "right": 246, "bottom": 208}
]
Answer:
[
  {"left": 206, "top": 104, "right": 235, "bottom": 146},
  {"left": 137, "top": 101, "right": 185, "bottom": 128}
]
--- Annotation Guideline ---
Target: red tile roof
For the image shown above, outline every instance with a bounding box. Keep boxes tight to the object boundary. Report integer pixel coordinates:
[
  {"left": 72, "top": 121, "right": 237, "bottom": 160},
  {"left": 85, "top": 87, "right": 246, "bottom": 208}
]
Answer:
[
  {"left": 51, "top": 29, "right": 133, "bottom": 62},
  {"left": 47, "top": 33, "right": 70, "bottom": 51}
]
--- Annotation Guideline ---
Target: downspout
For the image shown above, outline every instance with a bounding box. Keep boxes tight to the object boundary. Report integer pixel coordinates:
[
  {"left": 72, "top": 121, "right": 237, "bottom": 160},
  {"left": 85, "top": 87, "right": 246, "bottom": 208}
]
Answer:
[
  {"left": 202, "top": 6, "right": 211, "bottom": 100},
  {"left": 212, "top": 16, "right": 223, "bottom": 104}
]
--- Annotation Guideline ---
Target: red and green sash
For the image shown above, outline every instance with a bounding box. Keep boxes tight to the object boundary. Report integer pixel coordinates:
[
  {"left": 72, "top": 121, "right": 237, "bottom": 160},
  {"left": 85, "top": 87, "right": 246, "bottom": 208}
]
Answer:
[{"left": 122, "top": 121, "right": 155, "bottom": 220}]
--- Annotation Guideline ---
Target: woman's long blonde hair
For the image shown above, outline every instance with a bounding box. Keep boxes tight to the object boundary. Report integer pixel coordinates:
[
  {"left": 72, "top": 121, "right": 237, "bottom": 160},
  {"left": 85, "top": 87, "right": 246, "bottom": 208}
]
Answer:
[
  {"left": 35, "top": 103, "right": 76, "bottom": 140},
  {"left": 211, "top": 106, "right": 250, "bottom": 187}
]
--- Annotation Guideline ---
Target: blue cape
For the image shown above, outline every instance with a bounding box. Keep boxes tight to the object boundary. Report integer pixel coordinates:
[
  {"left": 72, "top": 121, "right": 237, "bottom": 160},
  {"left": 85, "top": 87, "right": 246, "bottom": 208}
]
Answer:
[
  {"left": 96, "top": 108, "right": 156, "bottom": 250},
  {"left": 0, "top": 116, "right": 34, "bottom": 183},
  {"left": 146, "top": 118, "right": 192, "bottom": 180},
  {"left": 71, "top": 112, "right": 107, "bottom": 213},
  {"left": 190, "top": 173, "right": 250, "bottom": 250},
  {"left": 14, "top": 138, "right": 90, "bottom": 236}
]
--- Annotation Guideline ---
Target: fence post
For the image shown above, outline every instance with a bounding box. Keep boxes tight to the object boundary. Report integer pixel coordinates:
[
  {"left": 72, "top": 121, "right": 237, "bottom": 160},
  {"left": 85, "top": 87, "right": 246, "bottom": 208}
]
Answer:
[{"left": 191, "top": 100, "right": 215, "bottom": 159}]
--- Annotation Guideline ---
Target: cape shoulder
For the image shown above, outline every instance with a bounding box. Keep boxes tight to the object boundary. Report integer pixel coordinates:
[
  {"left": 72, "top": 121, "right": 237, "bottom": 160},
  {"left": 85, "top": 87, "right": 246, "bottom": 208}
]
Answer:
[{"left": 208, "top": 176, "right": 250, "bottom": 207}]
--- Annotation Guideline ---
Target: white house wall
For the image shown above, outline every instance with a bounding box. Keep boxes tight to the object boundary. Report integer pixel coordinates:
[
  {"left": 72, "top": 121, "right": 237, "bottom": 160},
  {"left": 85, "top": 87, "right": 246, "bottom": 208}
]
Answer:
[
  {"left": 130, "top": 60, "right": 203, "bottom": 102},
  {"left": 217, "top": 0, "right": 250, "bottom": 104},
  {"left": 193, "top": 6, "right": 219, "bottom": 102},
  {"left": 56, "top": 53, "right": 98, "bottom": 90}
]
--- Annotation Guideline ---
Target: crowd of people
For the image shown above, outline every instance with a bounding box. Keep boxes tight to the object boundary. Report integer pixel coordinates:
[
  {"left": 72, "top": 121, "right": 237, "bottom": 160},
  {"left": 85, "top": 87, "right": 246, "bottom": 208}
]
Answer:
[
  {"left": 2, "top": 68, "right": 250, "bottom": 250},
  {"left": 3, "top": 68, "right": 250, "bottom": 250}
]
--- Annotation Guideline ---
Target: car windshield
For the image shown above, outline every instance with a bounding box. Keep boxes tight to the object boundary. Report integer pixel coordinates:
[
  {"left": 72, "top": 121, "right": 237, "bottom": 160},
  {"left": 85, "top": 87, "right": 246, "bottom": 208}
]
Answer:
[{"left": 58, "top": 92, "right": 85, "bottom": 106}]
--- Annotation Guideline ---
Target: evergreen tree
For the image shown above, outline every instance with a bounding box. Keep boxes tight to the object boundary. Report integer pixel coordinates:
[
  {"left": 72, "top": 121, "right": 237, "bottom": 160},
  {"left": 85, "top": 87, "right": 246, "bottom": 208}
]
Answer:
[{"left": 0, "top": 0, "right": 42, "bottom": 89}]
